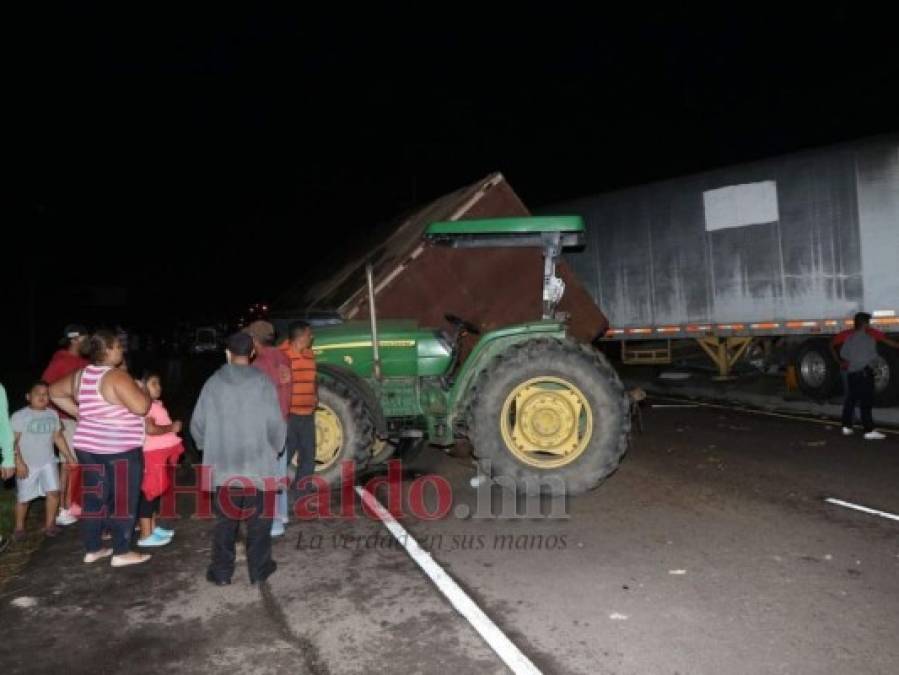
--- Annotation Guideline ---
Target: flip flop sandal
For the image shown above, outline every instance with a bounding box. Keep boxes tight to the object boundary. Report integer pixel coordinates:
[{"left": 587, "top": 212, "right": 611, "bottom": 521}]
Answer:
[
  {"left": 84, "top": 549, "right": 113, "bottom": 564},
  {"left": 111, "top": 554, "right": 152, "bottom": 568}
]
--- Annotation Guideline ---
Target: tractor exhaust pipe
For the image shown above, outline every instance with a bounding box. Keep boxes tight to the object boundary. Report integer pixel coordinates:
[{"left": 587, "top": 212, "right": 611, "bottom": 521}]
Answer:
[{"left": 366, "top": 263, "right": 382, "bottom": 380}]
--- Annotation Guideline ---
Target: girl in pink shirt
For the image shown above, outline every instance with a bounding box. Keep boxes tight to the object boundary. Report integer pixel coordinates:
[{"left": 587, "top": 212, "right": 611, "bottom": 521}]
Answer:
[{"left": 137, "top": 373, "right": 184, "bottom": 547}]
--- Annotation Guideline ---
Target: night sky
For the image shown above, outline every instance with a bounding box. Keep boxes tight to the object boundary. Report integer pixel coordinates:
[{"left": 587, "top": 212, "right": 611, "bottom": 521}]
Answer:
[{"left": 5, "top": 5, "right": 898, "bottom": 368}]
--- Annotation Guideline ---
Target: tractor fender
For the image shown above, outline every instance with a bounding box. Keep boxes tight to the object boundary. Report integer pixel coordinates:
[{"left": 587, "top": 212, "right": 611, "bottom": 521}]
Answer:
[
  {"left": 317, "top": 363, "right": 387, "bottom": 437},
  {"left": 449, "top": 322, "right": 568, "bottom": 417}
]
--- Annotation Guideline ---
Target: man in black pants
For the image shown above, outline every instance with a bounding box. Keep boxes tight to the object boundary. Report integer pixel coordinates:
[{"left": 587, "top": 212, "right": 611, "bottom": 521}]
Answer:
[
  {"left": 840, "top": 312, "right": 886, "bottom": 441},
  {"left": 191, "top": 332, "right": 287, "bottom": 585}
]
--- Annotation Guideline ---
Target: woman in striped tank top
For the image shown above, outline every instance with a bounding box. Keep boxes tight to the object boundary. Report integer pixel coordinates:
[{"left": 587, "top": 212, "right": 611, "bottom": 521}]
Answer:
[{"left": 49, "top": 330, "right": 152, "bottom": 567}]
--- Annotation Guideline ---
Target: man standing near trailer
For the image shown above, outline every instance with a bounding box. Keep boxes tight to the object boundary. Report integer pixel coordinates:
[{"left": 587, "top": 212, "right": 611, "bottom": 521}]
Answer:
[{"left": 839, "top": 313, "right": 888, "bottom": 440}]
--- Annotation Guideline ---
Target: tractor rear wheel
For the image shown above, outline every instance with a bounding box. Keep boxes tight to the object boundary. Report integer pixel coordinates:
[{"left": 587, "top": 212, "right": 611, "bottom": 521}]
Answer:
[{"left": 467, "top": 339, "right": 629, "bottom": 495}]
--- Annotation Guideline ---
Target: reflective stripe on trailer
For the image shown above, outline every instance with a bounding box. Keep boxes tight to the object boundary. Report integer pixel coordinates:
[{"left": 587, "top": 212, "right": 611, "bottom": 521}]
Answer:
[
  {"left": 872, "top": 317, "right": 899, "bottom": 327},
  {"left": 605, "top": 313, "right": 897, "bottom": 338}
]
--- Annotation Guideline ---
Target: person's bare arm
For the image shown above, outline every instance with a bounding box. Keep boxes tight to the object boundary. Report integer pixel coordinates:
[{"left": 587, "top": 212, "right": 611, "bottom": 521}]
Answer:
[
  {"left": 54, "top": 429, "right": 77, "bottom": 464},
  {"left": 829, "top": 339, "right": 840, "bottom": 363},
  {"left": 49, "top": 371, "right": 80, "bottom": 419},
  {"left": 882, "top": 336, "right": 899, "bottom": 350},
  {"left": 13, "top": 432, "right": 28, "bottom": 479},
  {"left": 146, "top": 417, "right": 183, "bottom": 436},
  {"left": 106, "top": 370, "right": 151, "bottom": 416}
]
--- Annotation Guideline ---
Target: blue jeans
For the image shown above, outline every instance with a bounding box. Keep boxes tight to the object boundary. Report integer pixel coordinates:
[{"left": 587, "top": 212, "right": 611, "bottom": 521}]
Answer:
[
  {"left": 840, "top": 371, "right": 858, "bottom": 424},
  {"left": 842, "top": 370, "right": 875, "bottom": 433},
  {"left": 272, "top": 450, "right": 288, "bottom": 530},
  {"left": 76, "top": 447, "right": 143, "bottom": 555}
]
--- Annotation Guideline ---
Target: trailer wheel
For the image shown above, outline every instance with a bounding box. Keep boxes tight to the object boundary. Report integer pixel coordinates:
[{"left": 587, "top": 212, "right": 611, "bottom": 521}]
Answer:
[
  {"left": 873, "top": 345, "right": 899, "bottom": 406},
  {"left": 467, "top": 339, "right": 629, "bottom": 495},
  {"left": 794, "top": 340, "right": 840, "bottom": 401}
]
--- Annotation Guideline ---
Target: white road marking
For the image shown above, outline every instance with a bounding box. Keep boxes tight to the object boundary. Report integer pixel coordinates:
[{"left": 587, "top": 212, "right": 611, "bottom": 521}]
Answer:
[
  {"left": 355, "top": 486, "right": 542, "bottom": 675},
  {"left": 824, "top": 498, "right": 899, "bottom": 522}
]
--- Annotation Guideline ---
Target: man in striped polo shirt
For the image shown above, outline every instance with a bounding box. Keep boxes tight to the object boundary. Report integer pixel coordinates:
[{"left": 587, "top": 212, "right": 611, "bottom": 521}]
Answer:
[{"left": 279, "top": 321, "right": 317, "bottom": 493}]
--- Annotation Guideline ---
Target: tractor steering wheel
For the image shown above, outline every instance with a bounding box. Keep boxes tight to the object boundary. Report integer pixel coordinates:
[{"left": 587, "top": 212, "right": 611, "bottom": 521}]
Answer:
[{"left": 444, "top": 313, "right": 481, "bottom": 336}]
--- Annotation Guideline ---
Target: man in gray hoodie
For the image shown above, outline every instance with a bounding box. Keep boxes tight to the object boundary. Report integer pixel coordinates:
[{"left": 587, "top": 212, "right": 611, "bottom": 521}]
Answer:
[{"left": 191, "top": 332, "right": 287, "bottom": 585}]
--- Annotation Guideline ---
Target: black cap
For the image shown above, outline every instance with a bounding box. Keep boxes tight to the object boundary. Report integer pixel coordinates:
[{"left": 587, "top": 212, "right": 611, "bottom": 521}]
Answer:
[
  {"left": 59, "top": 324, "right": 88, "bottom": 347},
  {"left": 226, "top": 332, "right": 254, "bottom": 357},
  {"left": 63, "top": 324, "right": 88, "bottom": 340}
]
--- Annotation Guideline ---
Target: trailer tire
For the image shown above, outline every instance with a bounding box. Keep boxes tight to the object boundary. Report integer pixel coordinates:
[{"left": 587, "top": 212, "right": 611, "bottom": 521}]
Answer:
[
  {"left": 467, "top": 339, "right": 629, "bottom": 496},
  {"left": 794, "top": 340, "right": 840, "bottom": 401},
  {"left": 873, "top": 345, "right": 899, "bottom": 407}
]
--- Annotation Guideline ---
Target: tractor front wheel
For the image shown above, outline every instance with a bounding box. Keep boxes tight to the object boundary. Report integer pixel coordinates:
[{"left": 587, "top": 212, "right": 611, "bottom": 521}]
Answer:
[
  {"left": 309, "top": 378, "right": 375, "bottom": 489},
  {"left": 467, "top": 339, "right": 629, "bottom": 495}
]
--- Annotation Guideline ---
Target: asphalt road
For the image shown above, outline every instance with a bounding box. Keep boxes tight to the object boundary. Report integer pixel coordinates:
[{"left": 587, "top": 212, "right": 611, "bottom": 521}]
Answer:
[{"left": 1, "top": 403, "right": 897, "bottom": 674}]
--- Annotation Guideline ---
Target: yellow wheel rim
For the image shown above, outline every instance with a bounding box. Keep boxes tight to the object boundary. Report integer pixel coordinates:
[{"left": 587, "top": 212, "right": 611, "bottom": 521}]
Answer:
[
  {"left": 499, "top": 377, "right": 593, "bottom": 468},
  {"left": 314, "top": 404, "right": 344, "bottom": 471}
]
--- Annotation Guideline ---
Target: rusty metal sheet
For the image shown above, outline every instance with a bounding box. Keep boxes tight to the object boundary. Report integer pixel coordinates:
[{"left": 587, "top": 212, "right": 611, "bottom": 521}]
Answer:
[
  {"left": 277, "top": 172, "right": 608, "bottom": 343},
  {"left": 349, "top": 240, "right": 608, "bottom": 344}
]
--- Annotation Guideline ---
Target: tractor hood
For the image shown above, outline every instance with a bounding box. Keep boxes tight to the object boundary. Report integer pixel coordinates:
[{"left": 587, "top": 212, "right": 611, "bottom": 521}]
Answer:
[{"left": 312, "top": 320, "right": 452, "bottom": 378}]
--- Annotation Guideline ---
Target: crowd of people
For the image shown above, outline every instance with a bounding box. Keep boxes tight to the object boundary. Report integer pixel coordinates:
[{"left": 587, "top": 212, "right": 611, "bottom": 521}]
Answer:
[
  {"left": 0, "top": 319, "right": 318, "bottom": 584},
  {"left": 4, "top": 312, "right": 888, "bottom": 575}
]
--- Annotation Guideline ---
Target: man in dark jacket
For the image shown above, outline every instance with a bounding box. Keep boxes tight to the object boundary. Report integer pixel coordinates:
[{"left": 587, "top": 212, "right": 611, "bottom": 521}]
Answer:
[{"left": 191, "top": 332, "right": 287, "bottom": 585}]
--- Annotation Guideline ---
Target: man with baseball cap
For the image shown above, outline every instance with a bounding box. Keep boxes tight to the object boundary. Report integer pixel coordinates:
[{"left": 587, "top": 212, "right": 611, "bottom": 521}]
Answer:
[
  {"left": 190, "top": 332, "right": 286, "bottom": 586},
  {"left": 42, "top": 323, "right": 90, "bottom": 526},
  {"left": 839, "top": 312, "right": 888, "bottom": 440},
  {"left": 242, "top": 321, "right": 292, "bottom": 537}
]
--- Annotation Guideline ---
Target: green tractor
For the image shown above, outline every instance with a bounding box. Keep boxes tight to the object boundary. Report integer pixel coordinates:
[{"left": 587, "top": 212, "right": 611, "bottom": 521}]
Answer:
[{"left": 301, "top": 216, "right": 630, "bottom": 495}]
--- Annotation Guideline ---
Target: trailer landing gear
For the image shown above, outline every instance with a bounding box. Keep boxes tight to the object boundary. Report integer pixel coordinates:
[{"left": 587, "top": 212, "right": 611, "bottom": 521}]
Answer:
[{"left": 696, "top": 337, "right": 753, "bottom": 380}]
